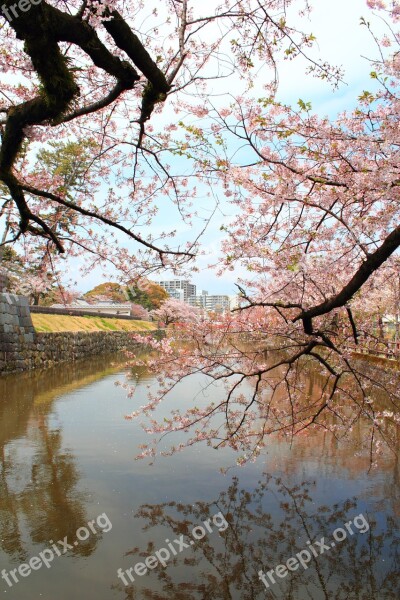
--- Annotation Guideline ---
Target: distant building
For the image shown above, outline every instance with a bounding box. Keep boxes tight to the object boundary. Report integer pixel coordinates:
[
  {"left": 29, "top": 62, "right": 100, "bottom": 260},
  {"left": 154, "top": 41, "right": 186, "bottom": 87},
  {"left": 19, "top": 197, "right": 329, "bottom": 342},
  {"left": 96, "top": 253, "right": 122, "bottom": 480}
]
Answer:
[
  {"left": 157, "top": 279, "right": 196, "bottom": 302},
  {"left": 166, "top": 288, "right": 185, "bottom": 302},
  {"left": 52, "top": 299, "right": 132, "bottom": 316},
  {"left": 188, "top": 291, "right": 230, "bottom": 314},
  {"left": 188, "top": 295, "right": 205, "bottom": 309},
  {"left": 157, "top": 279, "right": 231, "bottom": 313},
  {"left": 187, "top": 289, "right": 208, "bottom": 308}
]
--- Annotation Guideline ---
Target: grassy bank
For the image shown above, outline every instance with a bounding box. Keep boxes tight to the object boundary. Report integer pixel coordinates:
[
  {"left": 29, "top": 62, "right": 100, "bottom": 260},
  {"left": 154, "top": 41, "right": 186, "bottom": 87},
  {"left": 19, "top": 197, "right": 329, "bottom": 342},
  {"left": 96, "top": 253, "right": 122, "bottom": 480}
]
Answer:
[{"left": 32, "top": 313, "right": 156, "bottom": 333}]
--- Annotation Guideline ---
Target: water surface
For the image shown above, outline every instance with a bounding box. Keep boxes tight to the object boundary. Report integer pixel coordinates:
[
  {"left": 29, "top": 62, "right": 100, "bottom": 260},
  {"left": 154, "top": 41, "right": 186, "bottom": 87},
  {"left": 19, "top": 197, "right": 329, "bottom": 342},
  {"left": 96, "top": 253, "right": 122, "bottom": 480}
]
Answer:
[{"left": 0, "top": 354, "right": 398, "bottom": 599}]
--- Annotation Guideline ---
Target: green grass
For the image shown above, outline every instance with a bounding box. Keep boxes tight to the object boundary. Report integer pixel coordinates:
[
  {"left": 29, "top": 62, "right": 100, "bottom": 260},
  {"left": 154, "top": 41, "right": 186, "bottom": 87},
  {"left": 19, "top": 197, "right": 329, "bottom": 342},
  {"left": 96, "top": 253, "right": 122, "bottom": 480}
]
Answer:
[{"left": 32, "top": 313, "right": 156, "bottom": 333}]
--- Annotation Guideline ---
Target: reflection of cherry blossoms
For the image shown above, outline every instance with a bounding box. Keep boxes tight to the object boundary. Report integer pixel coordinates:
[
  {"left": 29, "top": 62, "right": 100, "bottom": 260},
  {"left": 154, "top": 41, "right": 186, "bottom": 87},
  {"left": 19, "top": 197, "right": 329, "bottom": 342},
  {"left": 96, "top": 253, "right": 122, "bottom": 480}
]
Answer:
[
  {"left": 113, "top": 474, "right": 400, "bottom": 599},
  {"left": 127, "top": 310, "right": 400, "bottom": 466}
]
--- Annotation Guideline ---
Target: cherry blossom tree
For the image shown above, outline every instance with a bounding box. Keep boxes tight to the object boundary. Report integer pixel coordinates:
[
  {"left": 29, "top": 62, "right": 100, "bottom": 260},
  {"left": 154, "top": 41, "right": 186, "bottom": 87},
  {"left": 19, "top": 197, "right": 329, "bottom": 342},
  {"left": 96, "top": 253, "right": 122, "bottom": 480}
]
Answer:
[
  {"left": 127, "top": 2, "right": 400, "bottom": 466},
  {"left": 150, "top": 298, "right": 200, "bottom": 326},
  {"left": 0, "top": 0, "right": 329, "bottom": 279},
  {"left": 130, "top": 303, "right": 151, "bottom": 321},
  {"left": 1, "top": 0, "right": 399, "bottom": 464}
]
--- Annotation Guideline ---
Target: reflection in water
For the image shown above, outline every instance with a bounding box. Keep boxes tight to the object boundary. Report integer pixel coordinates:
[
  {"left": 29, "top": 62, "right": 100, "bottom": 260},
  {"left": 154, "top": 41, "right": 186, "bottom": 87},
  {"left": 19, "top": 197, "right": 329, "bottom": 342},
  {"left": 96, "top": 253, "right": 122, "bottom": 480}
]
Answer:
[
  {"left": 0, "top": 354, "right": 126, "bottom": 563},
  {"left": 116, "top": 474, "right": 400, "bottom": 600},
  {"left": 0, "top": 353, "right": 398, "bottom": 600}
]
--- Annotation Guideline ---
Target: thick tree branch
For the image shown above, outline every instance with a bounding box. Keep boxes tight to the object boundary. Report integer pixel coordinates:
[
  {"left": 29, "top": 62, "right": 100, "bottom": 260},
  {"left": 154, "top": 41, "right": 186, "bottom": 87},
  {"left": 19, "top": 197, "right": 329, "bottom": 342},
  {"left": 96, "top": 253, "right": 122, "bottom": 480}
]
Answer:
[
  {"left": 294, "top": 225, "right": 400, "bottom": 332},
  {"left": 0, "top": 0, "right": 177, "bottom": 257}
]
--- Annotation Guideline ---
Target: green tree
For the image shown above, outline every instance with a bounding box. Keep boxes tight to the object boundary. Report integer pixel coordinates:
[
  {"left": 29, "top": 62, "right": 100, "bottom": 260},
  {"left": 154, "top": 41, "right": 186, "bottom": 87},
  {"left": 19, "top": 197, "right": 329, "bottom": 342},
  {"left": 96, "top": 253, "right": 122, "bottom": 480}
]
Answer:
[
  {"left": 84, "top": 282, "right": 126, "bottom": 303},
  {"left": 126, "top": 280, "right": 168, "bottom": 310}
]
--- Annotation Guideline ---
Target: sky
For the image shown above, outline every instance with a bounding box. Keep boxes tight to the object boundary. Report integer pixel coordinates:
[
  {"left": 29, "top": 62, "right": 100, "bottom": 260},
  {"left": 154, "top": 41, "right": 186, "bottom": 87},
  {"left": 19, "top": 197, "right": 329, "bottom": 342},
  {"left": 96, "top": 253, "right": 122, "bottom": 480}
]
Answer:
[{"left": 63, "top": 0, "right": 388, "bottom": 296}]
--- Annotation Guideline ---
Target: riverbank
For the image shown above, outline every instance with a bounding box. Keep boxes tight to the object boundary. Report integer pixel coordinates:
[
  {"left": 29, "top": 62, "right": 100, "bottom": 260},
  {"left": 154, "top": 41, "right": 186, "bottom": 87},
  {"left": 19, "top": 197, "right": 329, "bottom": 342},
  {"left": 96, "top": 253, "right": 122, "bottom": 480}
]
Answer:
[
  {"left": 0, "top": 292, "right": 163, "bottom": 375},
  {"left": 1, "top": 329, "right": 163, "bottom": 375}
]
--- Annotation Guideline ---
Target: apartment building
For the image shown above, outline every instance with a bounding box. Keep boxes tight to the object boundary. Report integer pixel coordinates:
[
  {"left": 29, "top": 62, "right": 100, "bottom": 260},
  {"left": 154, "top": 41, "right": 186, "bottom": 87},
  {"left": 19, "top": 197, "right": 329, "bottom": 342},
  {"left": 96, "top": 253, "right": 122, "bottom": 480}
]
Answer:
[
  {"left": 158, "top": 279, "right": 196, "bottom": 302},
  {"left": 188, "top": 292, "right": 230, "bottom": 314}
]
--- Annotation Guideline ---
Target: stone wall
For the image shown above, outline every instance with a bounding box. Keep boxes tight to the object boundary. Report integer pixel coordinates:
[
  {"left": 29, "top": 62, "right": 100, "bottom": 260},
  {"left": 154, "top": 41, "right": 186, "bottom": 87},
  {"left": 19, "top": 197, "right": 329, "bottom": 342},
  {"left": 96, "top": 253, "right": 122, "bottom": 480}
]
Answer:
[
  {"left": 0, "top": 293, "right": 36, "bottom": 373},
  {"left": 13, "top": 331, "right": 156, "bottom": 373},
  {"left": 0, "top": 292, "right": 161, "bottom": 375},
  {"left": 0, "top": 271, "right": 9, "bottom": 292}
]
